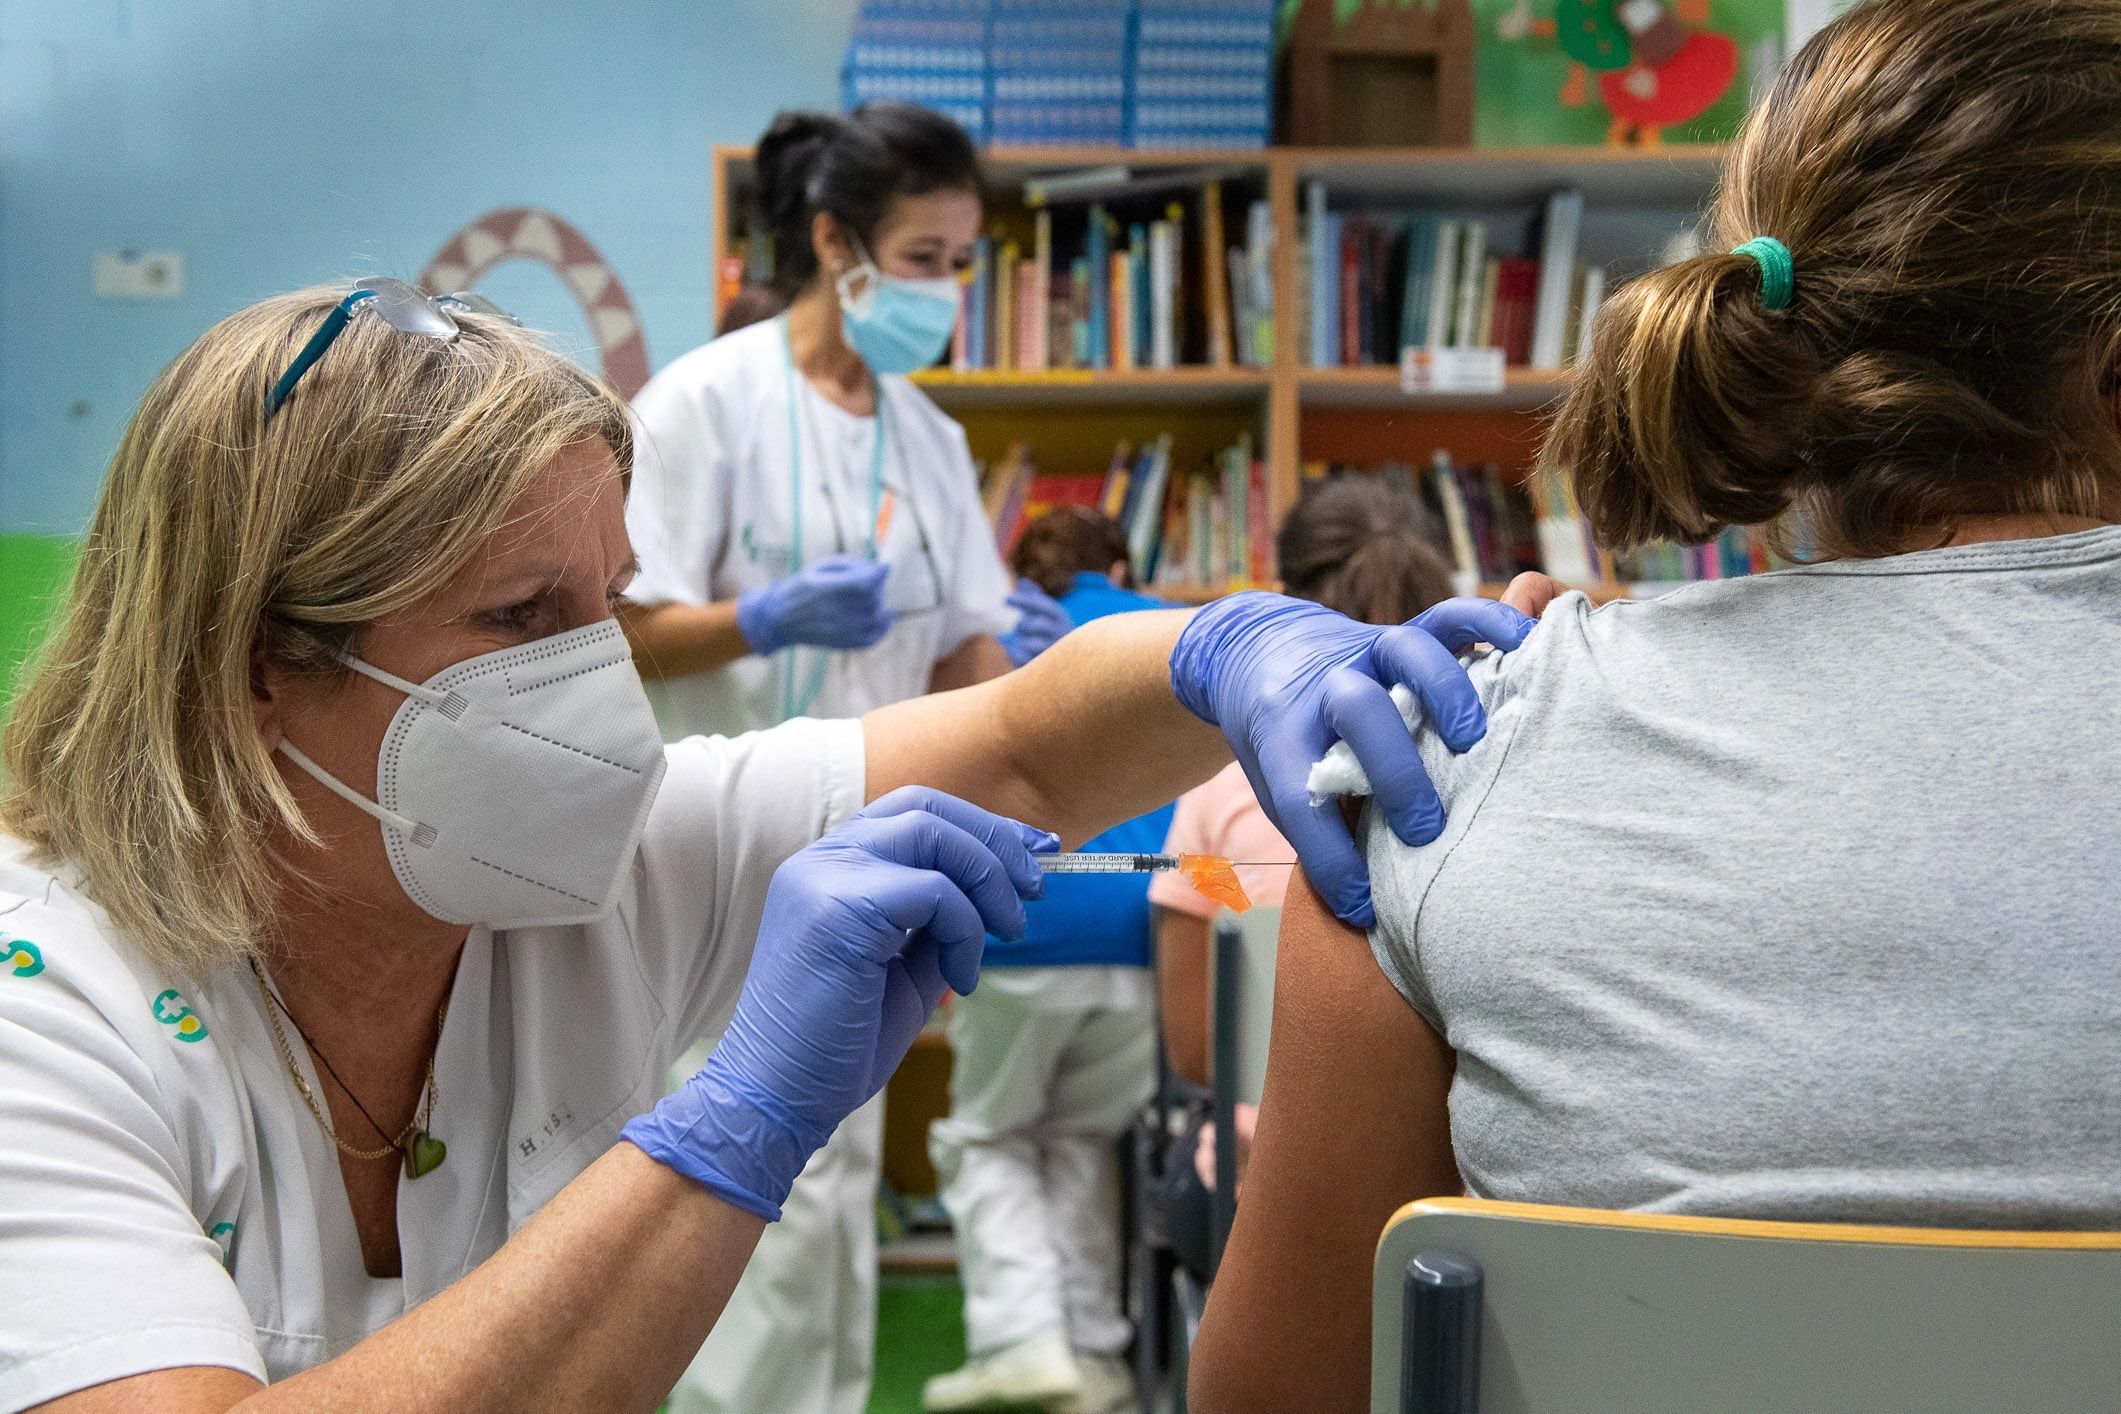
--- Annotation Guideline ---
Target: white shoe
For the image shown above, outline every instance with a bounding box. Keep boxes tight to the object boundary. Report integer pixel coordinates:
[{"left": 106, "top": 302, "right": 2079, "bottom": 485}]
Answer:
[
  {"left": 922, "top": 1330, "right": 1084, "bottom": 1412},
  {"left": 1068, "top": 1353, "right": 1139, "bottom": 1414}
]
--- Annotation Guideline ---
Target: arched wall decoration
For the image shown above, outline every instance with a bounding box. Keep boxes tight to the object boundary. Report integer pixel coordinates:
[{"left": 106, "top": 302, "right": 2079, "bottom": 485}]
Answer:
[{"left": 420, "top": 207, "right": 651, "bottom": 398}]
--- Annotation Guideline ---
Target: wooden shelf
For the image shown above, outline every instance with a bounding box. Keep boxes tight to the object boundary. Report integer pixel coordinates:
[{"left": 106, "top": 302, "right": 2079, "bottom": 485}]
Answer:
[
  {"left": 909, "top": 366, "right": 1271, "bottom": 409},
  {"left": 714, "top": 143, "right": 1274, "bottom": 202},
  {"left": 1289, "top": 144, "right": 1725, "bottom": 206},
  {"left": 711, "top": 141, "right": 1726, "bottom": 565},
  {"left": 1296, "top": 365, "right": 1572, "bottom": 412}
]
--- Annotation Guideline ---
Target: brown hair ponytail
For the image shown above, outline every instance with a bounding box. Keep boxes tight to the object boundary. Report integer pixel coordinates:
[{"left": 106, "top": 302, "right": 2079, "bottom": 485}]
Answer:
[{"left": 1546, "top": 0, "right": 2121, "bottom": 560}]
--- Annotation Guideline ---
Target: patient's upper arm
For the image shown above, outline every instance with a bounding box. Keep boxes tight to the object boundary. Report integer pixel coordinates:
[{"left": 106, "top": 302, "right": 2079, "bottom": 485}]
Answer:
[{"left": 1188, "top": 865, "right": 1459, "bottom": 1414}]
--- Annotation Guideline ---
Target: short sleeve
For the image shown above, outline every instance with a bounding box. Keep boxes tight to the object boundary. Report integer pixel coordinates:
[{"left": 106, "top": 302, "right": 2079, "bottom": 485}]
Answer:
[
  {"left": 1364, "top": 646, "right": 1521, "bottom": 1031},
  {"left": 0, "top": 910, "right": 264, "bottom": 1407},
  {"left": 626, "top": 717, "right": 867, "bottom": 1052},
  {"left": 624, "top": 362, "right": 731, "bottom": 610},
  {"left": 1148, "top": 785, "right": 1218, "bottom": 918},
  {"left": 930, "top": 419, "right": 1015, "bottom": 653}
]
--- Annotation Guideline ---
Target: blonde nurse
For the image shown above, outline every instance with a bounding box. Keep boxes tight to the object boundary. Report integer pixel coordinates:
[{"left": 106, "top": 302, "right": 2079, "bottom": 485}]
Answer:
[
  {"left": 0, "top": 281, "right": 1542, "bottom": 1411},
  {"left": 618, "top": 104, "right": 1065, "bottom": 1414}
]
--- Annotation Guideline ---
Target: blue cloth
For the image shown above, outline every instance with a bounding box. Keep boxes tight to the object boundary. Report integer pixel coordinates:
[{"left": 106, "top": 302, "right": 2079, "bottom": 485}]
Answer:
[{"left": 983, "top": 573, "right": 1174, "bottom": 970}]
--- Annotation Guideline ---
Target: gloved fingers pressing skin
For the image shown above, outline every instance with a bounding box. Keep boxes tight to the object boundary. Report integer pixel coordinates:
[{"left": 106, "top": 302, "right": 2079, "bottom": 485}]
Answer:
[
  {"left": 856, "top": 786, "right": 1052, "bottom": 899},
  {"left": 1407, "top": 597, "right": 1540, "bottom": 655},
  {"left": 1320, "top": 667, "right": 1446, "bottom": 847},
  {"left": 1255, "top": 734, "right": 1376, "bottom": 929},
  {"left": 842, "top": 810, "right": 1030, "bottom": 942},
  {"left": 1369, "top": 623, "right": 1489, "bottom": 753}
]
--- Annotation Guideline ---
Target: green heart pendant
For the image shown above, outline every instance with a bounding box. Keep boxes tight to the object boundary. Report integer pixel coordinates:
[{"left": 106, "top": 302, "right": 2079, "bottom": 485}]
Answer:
[{"left": 404, "top": 1130, "right": 447, "bottom": 1179}]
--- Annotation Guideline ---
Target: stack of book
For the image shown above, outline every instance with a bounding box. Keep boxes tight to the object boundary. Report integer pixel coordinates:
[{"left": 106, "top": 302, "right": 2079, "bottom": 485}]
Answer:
[
  {"left": 1126, "top": 0, "right": 1276, "bottom": 149},
  {"left": 988, "top": 0, "right": 1131, "bottom": 146},
  {"left": 839, "top": 0, "right": 1278, "bottom": 151},
  {"left": 841, "top": 0, "right": 991, "bottom": 143},
  {"left": 950, "top": 183, "right": 1272, "bottom": 371},
  {"left": 980, "top": 432, "right": 1272, "bottom": 588},
  {"left": 1304, "top": 185, "right": 1609, "bottom": 370}
]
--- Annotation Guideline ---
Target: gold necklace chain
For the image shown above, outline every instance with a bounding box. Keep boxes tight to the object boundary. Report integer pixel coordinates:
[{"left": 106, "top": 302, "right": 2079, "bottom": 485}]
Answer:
[{"left": 247, "top": 958, "right": 442, "bottom": 1164}]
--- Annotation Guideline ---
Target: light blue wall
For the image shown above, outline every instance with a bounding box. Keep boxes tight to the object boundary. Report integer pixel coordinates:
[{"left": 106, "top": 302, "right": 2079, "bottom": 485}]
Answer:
[{"left": 0, "top": 0, "right": 858, "bottom": 535}]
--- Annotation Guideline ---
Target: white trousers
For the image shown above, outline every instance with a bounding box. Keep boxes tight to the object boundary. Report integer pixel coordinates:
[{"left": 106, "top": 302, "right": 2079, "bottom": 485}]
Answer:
[
  {"left": 666, "top": 1083, "right": 884, "bottom": 1414},
  {"left": 928, "top": 966, "right": 1156, "bottom": 1360}
]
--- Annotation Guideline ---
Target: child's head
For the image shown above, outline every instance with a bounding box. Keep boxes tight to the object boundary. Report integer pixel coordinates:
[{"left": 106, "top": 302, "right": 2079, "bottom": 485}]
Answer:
[
  {"left": 1549, "top": 0, "right": 2121, "bottom": 559},
  {"left": 1276, "top": 477, "right": 1455, "bottom": 625},
  {"left": 1012, "top": 506, "right": 1133, "bottom": 597}
]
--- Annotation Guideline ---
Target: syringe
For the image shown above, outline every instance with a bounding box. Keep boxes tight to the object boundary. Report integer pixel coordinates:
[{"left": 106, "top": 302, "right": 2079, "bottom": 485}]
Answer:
[
  {"left": 1035, "top": 851, "right": 1281, "bottom": 912},
  {"left": 1037, "top": 852, "right": 1185, "bottom": 875}
]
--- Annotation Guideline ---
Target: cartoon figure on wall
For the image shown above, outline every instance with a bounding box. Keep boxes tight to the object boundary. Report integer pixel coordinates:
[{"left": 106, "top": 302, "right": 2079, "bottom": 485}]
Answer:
[
  {"left": 420, "top": 208, "right": 651, "bottom": 398},
  {"left": 1483, "top": 0, "right": 1772, "bottom": 147}
]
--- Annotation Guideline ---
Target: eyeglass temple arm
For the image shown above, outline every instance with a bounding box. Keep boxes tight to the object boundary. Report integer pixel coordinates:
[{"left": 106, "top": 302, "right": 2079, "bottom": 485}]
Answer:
[{"left": 264, "top": 289, "right": 376, "bottom": 416}]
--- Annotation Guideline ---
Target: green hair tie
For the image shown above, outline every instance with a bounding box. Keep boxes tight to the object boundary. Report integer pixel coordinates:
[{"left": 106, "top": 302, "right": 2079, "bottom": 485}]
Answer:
[{"left": 1732, "top": 236, "right": 1794, "bottom": 311}]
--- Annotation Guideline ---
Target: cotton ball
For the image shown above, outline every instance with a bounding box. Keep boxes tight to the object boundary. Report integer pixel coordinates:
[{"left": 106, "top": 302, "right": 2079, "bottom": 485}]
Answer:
[{"left": 1305, "top": 683, "right": 1422, "bottom": 803}]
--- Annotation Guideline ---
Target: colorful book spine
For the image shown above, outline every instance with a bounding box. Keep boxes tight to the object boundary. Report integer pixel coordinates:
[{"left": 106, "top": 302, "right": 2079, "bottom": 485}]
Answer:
[
  {"left": 1531, "top": 189, "right": 1586, "bottom": 370},
  {"left": 1245, "top": 199, "right": 1273, "bottom": 364},
  {"left": 1032, "top": 209, "right": 1053, "bottom": 372},
  {"left": 1014, "top": 259, "right": 1040, "bottom": 371},
  {"left": 1451, "top": 221, "right": 1488, "bottom": 350},
  {"left": 1202, "top": 181, "right": 1231, "bottom": 366},
  {"left": 1307, "top": 181, "right": 1332, "bottom": 367},
  {"left": 995, "top": 239, "right": 1019, "bottom": 372},
  {"left": 1086, "top": 208, "right": 1111, "bottom": 371}
]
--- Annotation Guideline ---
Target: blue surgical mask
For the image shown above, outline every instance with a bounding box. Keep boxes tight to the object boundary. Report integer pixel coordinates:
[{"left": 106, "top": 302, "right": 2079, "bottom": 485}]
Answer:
[{"left": 835, "top": 239, "right": 960, "bottom": 376}]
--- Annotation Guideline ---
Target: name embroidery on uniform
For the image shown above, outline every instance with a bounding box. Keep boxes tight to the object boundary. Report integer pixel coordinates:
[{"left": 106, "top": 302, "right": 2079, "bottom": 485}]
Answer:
[
  {"left": 515, "top": 1105, "right": 576, "bottom": 1160},
  {"left": 4, "top": 937, "right": 41, "bottom": 978},
  {"left": 151, "top": 987, "right": 209, "bottom": 1042}
]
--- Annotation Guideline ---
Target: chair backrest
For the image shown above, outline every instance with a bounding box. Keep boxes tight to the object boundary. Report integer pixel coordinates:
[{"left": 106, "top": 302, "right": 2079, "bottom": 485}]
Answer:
[
  {"left": 1207, "top": 904, "right": 1281, "bottom": 1107},
  {"left": 1372, "top": 1197, "right": 2121, "bottom": 1414}
]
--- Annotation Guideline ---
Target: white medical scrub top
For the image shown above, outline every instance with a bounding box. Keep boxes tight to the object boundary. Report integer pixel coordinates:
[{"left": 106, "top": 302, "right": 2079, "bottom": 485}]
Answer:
[
  {"left": 623, "top": 317, "right": 1015, "bottom": 738},
  {"left": 0, "top": 718, "right": 863, "bottom": 1408}
]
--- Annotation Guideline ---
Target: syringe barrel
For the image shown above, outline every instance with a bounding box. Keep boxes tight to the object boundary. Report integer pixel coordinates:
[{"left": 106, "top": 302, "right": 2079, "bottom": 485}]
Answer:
[{"left": 1035, "top": 852, "right": 1180, "bottom": 874}]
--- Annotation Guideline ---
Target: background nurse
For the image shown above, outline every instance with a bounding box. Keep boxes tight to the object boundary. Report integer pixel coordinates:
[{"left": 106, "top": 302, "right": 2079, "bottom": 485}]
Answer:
[{"left": 616, "top": 102, "right": 1061, "bottom": 1414}]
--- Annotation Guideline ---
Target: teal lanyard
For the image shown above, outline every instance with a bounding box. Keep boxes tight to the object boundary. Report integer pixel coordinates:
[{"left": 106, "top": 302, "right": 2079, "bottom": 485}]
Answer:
[{"left": 776, "top": 316, "right": 889, "bottom": 721}]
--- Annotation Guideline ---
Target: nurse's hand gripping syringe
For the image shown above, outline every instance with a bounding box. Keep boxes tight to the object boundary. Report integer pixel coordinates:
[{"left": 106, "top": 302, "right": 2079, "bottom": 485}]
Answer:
[{"left": 1038, "top": 851, "right": 1286, "bottom": 913}]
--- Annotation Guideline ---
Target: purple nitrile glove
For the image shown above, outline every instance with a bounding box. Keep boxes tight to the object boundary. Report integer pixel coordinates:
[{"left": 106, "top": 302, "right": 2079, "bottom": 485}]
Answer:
[
  {"left": 999, "top": 578, "right": 1074, "bottom": 667},
  {"left": 622, "top": 787, "right": 1056, "bottom": 1220},
  {"left": 736, "top": 554, "right": 896, "bottom": 655},
  {"left": 1169, "top": 591, "right": 1538, "bottom": 928}
]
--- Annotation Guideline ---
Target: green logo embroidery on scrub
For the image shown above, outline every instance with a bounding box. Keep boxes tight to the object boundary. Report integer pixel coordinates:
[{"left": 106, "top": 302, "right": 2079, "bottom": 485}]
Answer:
[
  {"left": 151, "top": 987, "right": 209, "bottom": 1042},
  {"left": 4, "top": 938, "right": 42, "bottom": 978},
  {"left": 209, "top": 1221, "right": 237, "bottom": 1270}
]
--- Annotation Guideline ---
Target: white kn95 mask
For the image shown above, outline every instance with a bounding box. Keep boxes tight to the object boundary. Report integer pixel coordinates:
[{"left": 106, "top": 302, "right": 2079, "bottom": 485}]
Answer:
[{"left": 278, "top": 619, "right": 669, "bottom": 929}]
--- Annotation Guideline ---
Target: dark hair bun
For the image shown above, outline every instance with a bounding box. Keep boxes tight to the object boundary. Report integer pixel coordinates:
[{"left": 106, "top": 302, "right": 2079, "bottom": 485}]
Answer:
[
  {"left": 750, "top": 103, "right": 982, "bottom": 298},
  {"left": 754, "top": 111, "right": 846, "bottom": 236}
]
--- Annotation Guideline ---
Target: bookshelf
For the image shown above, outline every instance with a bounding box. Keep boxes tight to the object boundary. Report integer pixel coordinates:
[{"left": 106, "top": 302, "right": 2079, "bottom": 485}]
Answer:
[{"left": 709, "top": 142, "right": 1724, "bottom": 602}]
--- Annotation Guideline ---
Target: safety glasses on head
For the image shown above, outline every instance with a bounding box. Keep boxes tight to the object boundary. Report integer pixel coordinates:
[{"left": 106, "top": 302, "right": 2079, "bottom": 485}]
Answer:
[{"left": 264, "top": 277, "right": 522, "bottom": 418}]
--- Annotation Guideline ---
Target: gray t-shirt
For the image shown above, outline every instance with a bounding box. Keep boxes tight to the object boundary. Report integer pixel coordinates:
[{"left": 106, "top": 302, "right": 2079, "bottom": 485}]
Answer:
[{"left": 1365, "top": 526, "right": 2121, "bottom": 1228}]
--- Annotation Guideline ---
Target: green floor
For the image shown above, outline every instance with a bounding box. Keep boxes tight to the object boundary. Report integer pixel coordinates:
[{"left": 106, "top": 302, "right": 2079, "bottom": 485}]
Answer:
[{"left": 870, "top": 1274, "right": 967, "bottom": 1414}]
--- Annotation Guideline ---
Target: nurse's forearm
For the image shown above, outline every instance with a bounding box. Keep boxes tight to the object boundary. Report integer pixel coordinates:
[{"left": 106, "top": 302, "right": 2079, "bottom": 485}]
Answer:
[
  {"left": 865, "top": 608, "right": 1229, "bottom": 845},
  {"left": 239, "top": 1145, "right": 759, "bottom": 1412},
  {"left": 617, "top": 598, "right": 755, "bottom": 681}
]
